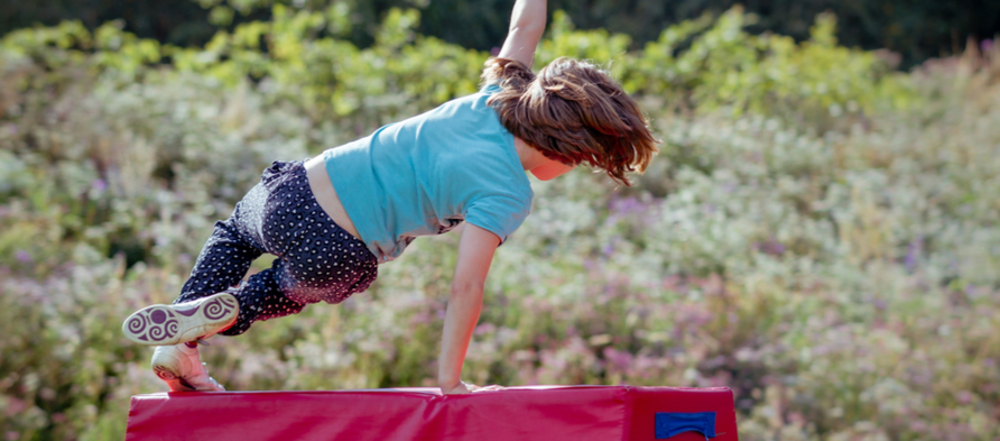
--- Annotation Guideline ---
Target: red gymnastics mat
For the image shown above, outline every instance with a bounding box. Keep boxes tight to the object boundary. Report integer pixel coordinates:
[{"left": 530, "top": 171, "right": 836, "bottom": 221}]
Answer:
[{"left": 126, "top": 385, "right": 738, "bottom": 440}]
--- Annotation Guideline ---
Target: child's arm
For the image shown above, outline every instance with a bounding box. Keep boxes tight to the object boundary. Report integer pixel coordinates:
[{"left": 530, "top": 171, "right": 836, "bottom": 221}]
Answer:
[
  {"left": 496, "top": 0, "right": 547, "bottom": 68},
  {"left": 438, "top": 224, "right": 501, "bottom": 394}
]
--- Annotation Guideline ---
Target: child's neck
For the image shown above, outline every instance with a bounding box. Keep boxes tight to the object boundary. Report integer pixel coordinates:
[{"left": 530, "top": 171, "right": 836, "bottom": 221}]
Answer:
[
  {"left": 515, "top": 136, "right": 576, "bottom": 181},
  {"left": 514, "top": 136, "right": 547, "bottom": 171}
]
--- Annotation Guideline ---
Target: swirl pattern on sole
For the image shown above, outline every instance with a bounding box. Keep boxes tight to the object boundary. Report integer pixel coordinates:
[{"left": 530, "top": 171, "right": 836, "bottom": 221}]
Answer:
[
  {"left": 203, "top": 297, "right": 235, "bottom": 320},
  {"left": 146, "top": 319, "right": 178, "bottom": 341},
  {"left": 126, "top": 315, "right": 146, "bottom": 335},
  {"left": 129, "top": 308, "right": 178, "bottom": 343},
  {"left": 123, "top": 293, "right": 238, "bottom": 345}
]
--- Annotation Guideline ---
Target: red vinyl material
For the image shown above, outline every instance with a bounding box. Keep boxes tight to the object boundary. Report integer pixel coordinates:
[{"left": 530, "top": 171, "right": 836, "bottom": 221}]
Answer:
[{"left": 126, "top": 386, "right": 737, "bottom": 440}]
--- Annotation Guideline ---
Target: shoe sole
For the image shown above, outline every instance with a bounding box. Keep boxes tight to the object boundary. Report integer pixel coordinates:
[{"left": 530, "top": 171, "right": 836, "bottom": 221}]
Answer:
[{"left": 123, "top": 293, "right": 239, "bottom": 346}]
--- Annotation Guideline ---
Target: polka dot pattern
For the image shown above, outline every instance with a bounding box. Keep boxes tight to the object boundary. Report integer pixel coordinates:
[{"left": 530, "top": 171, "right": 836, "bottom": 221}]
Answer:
[{"left": 175, "top": 160, "right": 378, "bottom": 336}]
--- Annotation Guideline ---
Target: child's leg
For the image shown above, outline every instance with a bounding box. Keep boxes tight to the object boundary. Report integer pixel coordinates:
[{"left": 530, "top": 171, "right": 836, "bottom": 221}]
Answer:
[
  {"left": 275, "top": 217, "right": 378, "bottom": 306},
  {"left": 122, "top": 200, "right": 263, "bottom": 345},
  {"left": 211, "top": 259, "right": 307, "bottom": 336},
  {"left": 176, "top": 214, "right": 264, "bottom": 302},
  {"left": 204, "top": 160, "right": 378, "bottom": 336},
  {"left": 126, "top": 160, "right": 376, "bottom": 391}
]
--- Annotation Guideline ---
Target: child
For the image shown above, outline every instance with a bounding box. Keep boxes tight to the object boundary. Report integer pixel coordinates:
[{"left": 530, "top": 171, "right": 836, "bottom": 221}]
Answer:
[{"left": 122, "top": 0, "right": 657, "bottom": 394}]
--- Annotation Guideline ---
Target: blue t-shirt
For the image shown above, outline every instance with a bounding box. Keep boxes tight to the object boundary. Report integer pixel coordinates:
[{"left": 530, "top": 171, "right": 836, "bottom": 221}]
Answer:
[{"left": 322, "top": 84, "right": 534, "bottom": 263}]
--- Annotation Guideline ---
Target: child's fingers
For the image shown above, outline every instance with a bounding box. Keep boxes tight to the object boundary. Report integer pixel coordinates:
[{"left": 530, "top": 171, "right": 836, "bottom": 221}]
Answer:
[{"left": 441, "top": 381, "right": 474, "bottom": 394}]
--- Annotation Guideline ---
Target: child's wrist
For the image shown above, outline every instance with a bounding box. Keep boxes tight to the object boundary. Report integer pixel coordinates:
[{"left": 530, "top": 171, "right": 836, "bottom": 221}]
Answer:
[{"left": 438, "top": 376, "right": 461, "bottom": 390}]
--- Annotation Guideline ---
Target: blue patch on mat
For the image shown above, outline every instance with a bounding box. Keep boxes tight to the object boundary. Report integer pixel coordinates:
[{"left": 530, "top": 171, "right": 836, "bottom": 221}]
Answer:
[{"left": 654, "top": 411, "right": 716, "bottom": 439}]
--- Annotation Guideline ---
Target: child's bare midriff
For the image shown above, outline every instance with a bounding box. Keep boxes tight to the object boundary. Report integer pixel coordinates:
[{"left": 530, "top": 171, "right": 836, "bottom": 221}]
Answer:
[{"left": 304, "top": 155, "right": 363, "bottom": 241}]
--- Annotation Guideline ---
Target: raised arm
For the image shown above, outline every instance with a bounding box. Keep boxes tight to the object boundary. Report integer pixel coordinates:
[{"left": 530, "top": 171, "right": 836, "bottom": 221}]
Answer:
[
  {"left": 438, "top": 224, "right": 500, "bottom": 394},
  {"left": 496, "top": 0, "right": 547, "bottom": 68}
]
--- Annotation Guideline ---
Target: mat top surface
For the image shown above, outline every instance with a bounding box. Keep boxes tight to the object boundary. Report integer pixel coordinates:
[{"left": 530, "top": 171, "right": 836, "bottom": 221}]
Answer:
[{"left": 127, "top": 385, "right": 738, "bottom": 441}]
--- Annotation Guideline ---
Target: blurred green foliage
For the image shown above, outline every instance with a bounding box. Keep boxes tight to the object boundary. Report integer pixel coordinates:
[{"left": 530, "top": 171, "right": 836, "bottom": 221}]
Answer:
[
  {"left": 2, "top": 0, "right": 998, "bottom": 69},
  {"left": 2, "top": 5, "right": 1000, "bottom": 441},
  {"left": 1, "top": 5, "right": 915, "bottom": 131}
]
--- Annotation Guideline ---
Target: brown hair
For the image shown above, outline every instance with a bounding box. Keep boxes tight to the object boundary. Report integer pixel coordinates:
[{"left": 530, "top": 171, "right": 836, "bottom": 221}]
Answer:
[{"left": 481, "top": 57, "right": 658, "bottom": 186}]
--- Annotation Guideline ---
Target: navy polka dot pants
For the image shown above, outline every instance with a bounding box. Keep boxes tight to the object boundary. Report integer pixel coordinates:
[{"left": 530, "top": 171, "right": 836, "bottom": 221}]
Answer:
[{"left": 175, "top": 160, "right": 378, "bottom": 336}]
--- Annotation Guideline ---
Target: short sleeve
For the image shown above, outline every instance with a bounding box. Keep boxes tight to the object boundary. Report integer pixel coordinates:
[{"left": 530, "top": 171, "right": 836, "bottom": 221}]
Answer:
[{"left": 464, "top": 193, "right": 531, "bottom": 245}]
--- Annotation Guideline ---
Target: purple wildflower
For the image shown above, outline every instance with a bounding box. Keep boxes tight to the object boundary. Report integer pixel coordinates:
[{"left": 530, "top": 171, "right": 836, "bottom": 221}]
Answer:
[
  {"left": 474, "top": 323, "right": 496, "bottom": 336},
  {"left": 602, "top": 242, "right": 614, "bottom": 257},
  {"left": 874, "top": 298, "right": 887, "bottom": 310},
  {"left": 609, "top": 197, "right": 643, "bottom": 215},
  {"left": 15, "top": 249, "right": 32, "bottom": 263},
  {"left": 954, "top": 390, "right": 972, "bottom": 404},
  {"left": 904, "top": 236, "right": 922, "bottom": 272},
  {"left": 754, "top": 239, "right": 785, "bottom": 256},
  {"left": 603, "top": 347, "right": 634, "bottom": 372},
  {"left": 964, "top": 284, "right": 979, "bottom": 299}
]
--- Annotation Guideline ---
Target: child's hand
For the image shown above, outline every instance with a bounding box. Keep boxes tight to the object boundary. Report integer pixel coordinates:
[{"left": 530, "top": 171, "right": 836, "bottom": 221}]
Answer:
[{"left": 441, "top": 381, "right": 506, "bottom": 395}]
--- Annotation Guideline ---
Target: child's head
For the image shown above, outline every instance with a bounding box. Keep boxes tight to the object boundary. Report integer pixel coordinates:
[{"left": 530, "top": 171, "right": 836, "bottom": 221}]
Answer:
[{"left": 482, "top": 57, "right": 658, "bottom": 186}]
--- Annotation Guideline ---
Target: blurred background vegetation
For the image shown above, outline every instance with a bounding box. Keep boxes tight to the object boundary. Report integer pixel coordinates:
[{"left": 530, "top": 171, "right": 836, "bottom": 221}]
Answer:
[
  {"left": 3, "top": 0, "right": 998, "bottom": 69},
  {"left": 1, "top": 1, "right": 999, "bottom": 440}
]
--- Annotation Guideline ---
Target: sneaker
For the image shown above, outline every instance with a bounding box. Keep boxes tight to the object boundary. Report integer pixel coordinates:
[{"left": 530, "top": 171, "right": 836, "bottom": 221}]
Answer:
[
  {"left": 151, "top": 343, "right": 226, "bottom": 392},
  {"left": 122, "top": 292, "right": 239, "bottom": 346}
]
